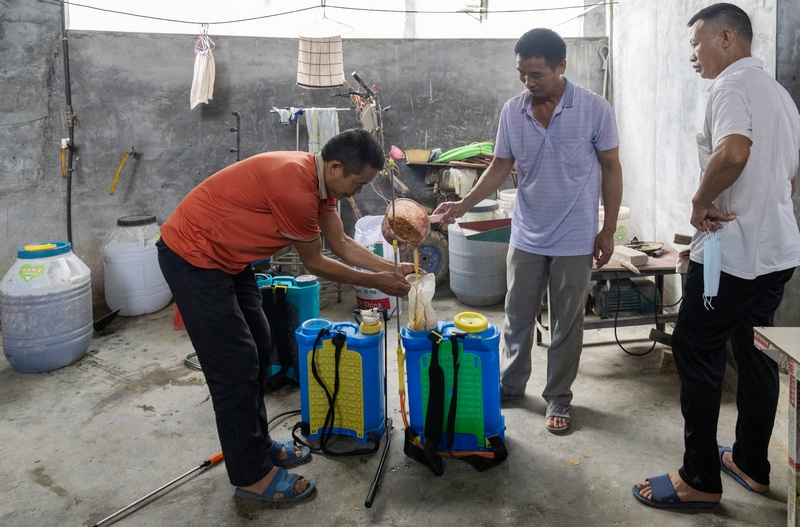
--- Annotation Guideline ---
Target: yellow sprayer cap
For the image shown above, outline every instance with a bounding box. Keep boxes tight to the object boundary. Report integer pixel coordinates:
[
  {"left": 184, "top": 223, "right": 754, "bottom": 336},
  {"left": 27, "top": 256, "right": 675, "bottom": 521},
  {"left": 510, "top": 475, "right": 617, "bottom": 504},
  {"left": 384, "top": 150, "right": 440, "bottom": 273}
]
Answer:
[
  {"left": 360, "top": 321, "right": 382, "bottom": 334},
  {"left": 24, "top": 244, "right": 57, "bottom": 252},
  {"left": 453, "top": 312, "right": 488, "bottom": 333}
]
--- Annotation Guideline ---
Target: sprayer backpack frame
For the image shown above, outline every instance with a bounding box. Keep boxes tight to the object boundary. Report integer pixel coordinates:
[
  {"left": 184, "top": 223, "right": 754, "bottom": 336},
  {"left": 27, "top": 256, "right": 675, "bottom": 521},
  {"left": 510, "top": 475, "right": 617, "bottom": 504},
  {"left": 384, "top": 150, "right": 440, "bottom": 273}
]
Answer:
[
  {"left": 292, "top": 315, "right": 387, "bottom": 457},
  {"left": 403, "top": 328, "right": 507, "bottom": 475}
]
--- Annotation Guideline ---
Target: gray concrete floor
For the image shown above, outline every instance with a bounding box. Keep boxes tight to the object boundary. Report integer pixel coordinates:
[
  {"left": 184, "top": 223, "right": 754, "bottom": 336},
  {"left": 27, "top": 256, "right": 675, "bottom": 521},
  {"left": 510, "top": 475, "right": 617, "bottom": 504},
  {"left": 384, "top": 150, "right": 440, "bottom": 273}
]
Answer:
[{"left": 0, "top": 286, "right": 789, "bottom": 527}]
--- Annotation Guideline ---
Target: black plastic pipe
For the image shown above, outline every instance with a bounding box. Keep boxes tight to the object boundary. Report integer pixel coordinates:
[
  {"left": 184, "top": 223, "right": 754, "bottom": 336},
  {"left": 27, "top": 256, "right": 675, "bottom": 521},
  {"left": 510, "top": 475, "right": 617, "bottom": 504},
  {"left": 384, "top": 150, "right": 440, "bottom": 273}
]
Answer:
[{"left": 60, "top": 0, "right": 75, "bottom": 243}]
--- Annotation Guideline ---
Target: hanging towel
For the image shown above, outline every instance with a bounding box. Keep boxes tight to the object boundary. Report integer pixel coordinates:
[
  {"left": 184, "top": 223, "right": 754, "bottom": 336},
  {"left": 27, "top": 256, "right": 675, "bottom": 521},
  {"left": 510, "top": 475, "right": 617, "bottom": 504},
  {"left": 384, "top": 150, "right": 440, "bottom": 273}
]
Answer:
[
  {"left": 271, "top": 107, "right": 304, "bottom": 125},
  {"left": 305, "top": 108, "right": 340, "bottom": 154},
  {"left": 190, "top": 48, "right": 215, "bottom": 109}
]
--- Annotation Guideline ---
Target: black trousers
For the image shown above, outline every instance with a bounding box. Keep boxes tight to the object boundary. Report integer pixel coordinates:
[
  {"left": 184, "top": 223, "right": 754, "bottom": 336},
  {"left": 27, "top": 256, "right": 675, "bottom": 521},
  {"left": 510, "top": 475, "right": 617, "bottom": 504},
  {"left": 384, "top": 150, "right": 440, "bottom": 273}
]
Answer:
[
  {"left": 157, "top": 239, "right": 275, "bottom": 487},
  {"left": 672, "top": 260, "right": 794, "bottom": 494}
]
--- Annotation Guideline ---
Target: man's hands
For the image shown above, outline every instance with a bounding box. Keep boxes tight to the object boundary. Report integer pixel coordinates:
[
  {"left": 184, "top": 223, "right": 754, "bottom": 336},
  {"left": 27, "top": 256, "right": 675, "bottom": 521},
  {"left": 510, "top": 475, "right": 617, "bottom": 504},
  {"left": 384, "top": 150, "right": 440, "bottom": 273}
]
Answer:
[
  {"left": 690, "top": 202, "right": 736, "bottom": 232},
  {"left": 593, "top": 229, "right": 615, "bottom": 268},
  {"left": 397, "top": 262, "right": 417, "bottom": 277},
  {"left": 432, "top": 201, "right": 467, "bottom": 226},
  {"left": 371, "top": 271, "right": 411, "bottom": 297}
]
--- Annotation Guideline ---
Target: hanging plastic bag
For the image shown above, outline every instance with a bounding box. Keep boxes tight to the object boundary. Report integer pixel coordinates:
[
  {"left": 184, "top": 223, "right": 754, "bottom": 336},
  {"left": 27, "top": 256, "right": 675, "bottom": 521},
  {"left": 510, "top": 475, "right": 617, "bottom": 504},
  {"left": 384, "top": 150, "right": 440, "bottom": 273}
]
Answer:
[
  {"left": 407, "top": 273, "right": 437, "bottom": 331},
  {"left": 703, "top": 230, "right": 722, "bottom": 310}
]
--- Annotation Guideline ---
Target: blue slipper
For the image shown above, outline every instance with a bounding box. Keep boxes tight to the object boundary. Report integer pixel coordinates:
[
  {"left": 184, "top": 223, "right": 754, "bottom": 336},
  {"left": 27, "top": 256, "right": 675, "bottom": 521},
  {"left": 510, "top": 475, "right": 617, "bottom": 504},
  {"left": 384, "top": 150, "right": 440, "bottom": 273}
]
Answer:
[
  {"left": 718, "top": 445, "right": 765, "bottom": 493},
  {"left": 632, "top": 474, "right": 719, "bottom": 510},
  {"left": 269, "top": 439, "right": 311, "bottom": 467},
  {"left": 234, "top": 467, "right": 316, "bottom": 503}
]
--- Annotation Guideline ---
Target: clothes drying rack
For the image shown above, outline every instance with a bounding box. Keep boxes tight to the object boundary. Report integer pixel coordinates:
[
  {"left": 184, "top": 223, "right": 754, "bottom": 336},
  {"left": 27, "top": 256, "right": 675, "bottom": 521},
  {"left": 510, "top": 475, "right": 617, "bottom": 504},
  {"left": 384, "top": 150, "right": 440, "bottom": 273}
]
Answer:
[
  {"left": 268, "top": 106, "right": 351, "bottom": 304},
  {"left": 269, "top": 107, "right": 350, "bottom": 151}
]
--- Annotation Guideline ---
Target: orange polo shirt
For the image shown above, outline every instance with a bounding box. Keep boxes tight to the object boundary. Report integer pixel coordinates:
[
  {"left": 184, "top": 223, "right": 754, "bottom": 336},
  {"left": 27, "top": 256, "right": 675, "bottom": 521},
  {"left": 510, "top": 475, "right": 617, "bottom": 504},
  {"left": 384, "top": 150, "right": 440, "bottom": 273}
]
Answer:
[{"left": 161, "top": 151, "right": 336, "bottom": 274}]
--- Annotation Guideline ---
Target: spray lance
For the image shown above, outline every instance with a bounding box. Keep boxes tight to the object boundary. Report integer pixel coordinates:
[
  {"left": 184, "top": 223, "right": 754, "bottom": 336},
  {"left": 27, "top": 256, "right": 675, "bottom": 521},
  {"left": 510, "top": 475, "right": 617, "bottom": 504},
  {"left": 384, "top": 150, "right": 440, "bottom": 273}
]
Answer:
[{"left": 385, "top": 146, "right": 411, "bottom": 430}]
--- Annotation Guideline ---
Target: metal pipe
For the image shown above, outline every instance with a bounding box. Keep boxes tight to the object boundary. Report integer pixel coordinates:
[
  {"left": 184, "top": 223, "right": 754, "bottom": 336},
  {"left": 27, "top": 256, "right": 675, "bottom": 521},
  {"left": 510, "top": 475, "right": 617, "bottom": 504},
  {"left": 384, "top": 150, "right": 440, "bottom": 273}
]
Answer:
[
  {"left": 365, "top": 308, "right": 393, "bottom": 508},
  {"left": 91, "top": 452, "right": 224, "bottom": 527},
  {"left": 61, "top": 0, "right": 75, "bottom": 243},
  {"left": 230, "top": 111, "right": 241, "bottom": 161}
]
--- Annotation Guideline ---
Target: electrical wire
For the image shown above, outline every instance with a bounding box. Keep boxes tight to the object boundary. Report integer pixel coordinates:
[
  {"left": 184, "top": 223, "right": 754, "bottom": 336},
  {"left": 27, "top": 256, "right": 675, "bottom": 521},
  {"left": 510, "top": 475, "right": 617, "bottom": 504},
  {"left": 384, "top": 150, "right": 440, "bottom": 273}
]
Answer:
[
  {"left": 268, "top": 409, "right": 302, "bottom": 426},
  {"left": 50, "top": 1, "right": 319, "bottom": 26},
  {"left": 0, "top": 116, "right": 48, "bottom": 128},
  {"left": 610, "top": 271, "right": 685, "bottom": 357},
  {"left": 327, "top": 2, "right": 617, "bottom": 16},
  {"left": 51, "top": 0, "right": 617, "bottom": 28}
]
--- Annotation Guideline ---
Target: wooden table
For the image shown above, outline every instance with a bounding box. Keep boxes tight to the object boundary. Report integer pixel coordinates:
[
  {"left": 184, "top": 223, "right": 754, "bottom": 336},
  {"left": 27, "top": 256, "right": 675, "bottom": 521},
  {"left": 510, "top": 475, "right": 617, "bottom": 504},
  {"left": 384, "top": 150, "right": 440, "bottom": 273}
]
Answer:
[
  {"left": 754, "top": 326, "right": 800, "bottom": 527},
  {"left": 535, "top": 246, "right": 682, "bottom": 344}
]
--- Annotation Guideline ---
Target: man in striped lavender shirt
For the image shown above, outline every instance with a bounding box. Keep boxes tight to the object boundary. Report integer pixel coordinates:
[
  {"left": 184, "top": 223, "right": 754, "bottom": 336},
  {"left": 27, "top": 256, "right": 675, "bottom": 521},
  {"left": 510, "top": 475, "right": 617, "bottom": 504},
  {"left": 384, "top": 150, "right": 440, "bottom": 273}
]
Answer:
[{"left": 435, "top": 28, "right": 623, "bottom": 435}]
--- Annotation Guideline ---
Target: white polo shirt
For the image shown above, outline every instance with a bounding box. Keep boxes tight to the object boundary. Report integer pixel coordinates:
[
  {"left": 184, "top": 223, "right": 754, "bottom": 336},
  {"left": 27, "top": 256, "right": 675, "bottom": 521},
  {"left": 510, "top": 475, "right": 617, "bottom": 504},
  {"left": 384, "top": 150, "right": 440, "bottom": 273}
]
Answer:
[{"left": 691, "top": 57, "right": 800, "bottom": 279}]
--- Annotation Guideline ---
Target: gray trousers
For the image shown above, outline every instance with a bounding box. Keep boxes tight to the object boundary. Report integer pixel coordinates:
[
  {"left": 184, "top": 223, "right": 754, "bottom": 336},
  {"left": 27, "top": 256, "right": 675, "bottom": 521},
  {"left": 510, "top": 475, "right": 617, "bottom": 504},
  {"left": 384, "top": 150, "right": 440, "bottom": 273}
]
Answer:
[{"left": 500, "top": 246, "right": 593, "bottom": 405}]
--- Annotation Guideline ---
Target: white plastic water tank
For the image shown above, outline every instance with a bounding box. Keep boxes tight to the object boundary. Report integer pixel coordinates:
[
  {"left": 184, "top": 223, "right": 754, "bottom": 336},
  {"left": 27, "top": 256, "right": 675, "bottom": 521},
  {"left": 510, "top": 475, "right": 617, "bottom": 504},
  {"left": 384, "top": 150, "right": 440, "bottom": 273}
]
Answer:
[
  {"left": 0, "top": 241, "right": 93, "bottom": 373},
  {"left": 102, "top": 215, "right": 172, "bottom": 316},
  {"left": 448, "top": 219, "right": 508, "bottom": 307}
]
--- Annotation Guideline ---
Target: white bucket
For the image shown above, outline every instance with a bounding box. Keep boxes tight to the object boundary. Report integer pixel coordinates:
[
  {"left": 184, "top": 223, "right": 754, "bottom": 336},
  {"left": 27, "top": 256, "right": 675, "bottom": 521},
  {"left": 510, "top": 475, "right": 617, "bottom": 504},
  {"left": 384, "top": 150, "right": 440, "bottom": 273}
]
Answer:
[
  {"left": 0, "top": 241, "right": 93, "bottom": 373},
  {"left": 102, "top": 215, "right": 172, "bottom": 316},
  {"left": 599, "top": 206, "right": 644, "bottom": 245},
  {"left": 447, "top": 223, "right": 508, "bottom": 307},
  {"left": 460, "top": 199, "right": 499, "bottom": 222},
  {"left": 497, "top": 189, "right": 517, "bottom": 218}
]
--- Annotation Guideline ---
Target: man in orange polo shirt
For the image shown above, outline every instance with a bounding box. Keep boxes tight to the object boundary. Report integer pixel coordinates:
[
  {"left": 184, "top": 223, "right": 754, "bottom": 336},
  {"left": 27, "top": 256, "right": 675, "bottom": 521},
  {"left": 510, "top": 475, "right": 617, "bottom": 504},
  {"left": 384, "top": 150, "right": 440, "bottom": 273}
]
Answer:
[{"left": 157, "top": 129, "right": 412, "bottom": 503}]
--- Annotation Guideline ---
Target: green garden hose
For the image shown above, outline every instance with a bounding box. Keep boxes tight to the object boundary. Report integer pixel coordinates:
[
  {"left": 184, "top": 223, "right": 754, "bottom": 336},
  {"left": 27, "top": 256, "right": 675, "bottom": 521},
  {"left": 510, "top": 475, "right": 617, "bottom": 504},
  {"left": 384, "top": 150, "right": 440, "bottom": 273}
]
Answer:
[{"left": 433, "top": 142, "right": 494, "bottom": 164}]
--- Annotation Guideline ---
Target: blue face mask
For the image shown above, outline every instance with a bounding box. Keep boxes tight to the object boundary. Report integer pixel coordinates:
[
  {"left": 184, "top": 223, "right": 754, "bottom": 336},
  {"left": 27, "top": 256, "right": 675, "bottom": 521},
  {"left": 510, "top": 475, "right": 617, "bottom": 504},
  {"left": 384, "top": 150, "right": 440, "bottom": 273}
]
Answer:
[{"left": 703, "top": 230, "right": 722, "bottom": 310}]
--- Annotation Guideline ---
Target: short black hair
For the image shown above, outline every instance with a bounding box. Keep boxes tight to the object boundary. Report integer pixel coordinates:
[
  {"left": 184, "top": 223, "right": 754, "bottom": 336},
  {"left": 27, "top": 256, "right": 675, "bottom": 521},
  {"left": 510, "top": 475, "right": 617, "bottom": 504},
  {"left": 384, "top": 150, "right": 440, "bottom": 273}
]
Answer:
[
  {"left": 321, "top": 128, "right": 385, "bottom": 176},
  {"left": 514, "top": 28, "right": 566, "bottom": 70},
  {"left": 688, "top": 3, "right": 752, "bottom": 42}
]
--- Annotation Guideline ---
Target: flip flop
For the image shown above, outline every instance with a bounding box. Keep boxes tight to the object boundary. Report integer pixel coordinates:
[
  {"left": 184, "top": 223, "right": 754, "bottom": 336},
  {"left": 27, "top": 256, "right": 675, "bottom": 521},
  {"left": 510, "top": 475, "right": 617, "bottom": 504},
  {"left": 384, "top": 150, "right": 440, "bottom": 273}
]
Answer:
[
  {"left": 545, "top": 401, "right": 572, "bottom": 434},
  {"left": 632, "top": 474, "right": 719, "bottom": 510},
  {"left": 234, "top": 467, "right": 316, "bottom": 503},
  {"left": 268, "top": 439, "right": 311, "bottom": 467},
  {"left": 718, "top": 445, "right": 766, "bottom": 493}
]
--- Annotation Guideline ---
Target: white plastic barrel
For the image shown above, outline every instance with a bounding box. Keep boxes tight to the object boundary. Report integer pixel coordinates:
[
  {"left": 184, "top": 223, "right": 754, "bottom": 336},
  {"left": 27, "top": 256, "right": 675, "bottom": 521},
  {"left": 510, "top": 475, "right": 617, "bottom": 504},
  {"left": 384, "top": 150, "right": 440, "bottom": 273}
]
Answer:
[
  {"left": 460, "top": 199, "right": 498, "bottom": 222},
  {"left": 448, "top": 222, "right": 509, "bottom": 307},
  {"left": 0, "top": 241, "right": 93, "bottom": 373},
  {"left": 599, "top": 206, "right": 643, "bottom": 245},
  {"left": 102, "top": 215, "right": 171, "bottom": 316}
]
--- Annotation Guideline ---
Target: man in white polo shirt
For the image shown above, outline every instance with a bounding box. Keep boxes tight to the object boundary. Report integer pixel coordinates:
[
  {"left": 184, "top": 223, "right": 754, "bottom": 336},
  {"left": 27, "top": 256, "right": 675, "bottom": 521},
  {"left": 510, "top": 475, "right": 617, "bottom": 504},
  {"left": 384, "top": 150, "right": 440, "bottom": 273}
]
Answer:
[
  {"left": 635, "top": 3, "right": 800, "bottom": 510},
  {"left": 434, "top": 28, "right": 623, "bottom": 434}
]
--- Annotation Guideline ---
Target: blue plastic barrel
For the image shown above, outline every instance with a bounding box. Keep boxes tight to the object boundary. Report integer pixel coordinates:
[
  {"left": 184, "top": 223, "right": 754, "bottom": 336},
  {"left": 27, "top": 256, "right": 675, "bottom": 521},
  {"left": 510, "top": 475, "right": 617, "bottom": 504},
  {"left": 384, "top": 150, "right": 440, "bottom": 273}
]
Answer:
[{"left": 0, "top": 242, "right": 93, "bottom": 373}]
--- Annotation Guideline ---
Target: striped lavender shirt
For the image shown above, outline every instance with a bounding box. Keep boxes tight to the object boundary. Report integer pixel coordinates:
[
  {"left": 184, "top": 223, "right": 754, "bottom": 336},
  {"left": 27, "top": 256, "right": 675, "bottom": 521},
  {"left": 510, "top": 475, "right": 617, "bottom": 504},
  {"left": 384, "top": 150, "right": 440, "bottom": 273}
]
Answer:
[{"left": 495, "top": 78, "right": 619, "bottom": 256}]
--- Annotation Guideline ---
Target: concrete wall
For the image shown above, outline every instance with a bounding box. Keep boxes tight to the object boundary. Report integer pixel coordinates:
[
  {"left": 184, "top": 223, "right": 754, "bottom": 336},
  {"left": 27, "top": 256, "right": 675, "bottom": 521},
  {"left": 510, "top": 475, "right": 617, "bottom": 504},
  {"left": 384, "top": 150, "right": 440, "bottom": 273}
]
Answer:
[
  {"left": 611, "top": 0, "right": 800, "bottom": 324},
  {"left": 776, "top": 0, "right": 800, "bottom": 324},
  {"left": 0, "top": 2, "right": 606, "bottom": 298}
]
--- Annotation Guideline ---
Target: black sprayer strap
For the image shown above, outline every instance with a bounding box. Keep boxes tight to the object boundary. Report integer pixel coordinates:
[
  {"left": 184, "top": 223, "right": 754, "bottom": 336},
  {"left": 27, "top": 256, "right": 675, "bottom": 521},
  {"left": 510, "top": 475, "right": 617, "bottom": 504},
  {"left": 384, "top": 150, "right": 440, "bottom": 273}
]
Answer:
[
  {"left": 292, "top": 422, "right": 380, "bottom": 457},
  {"left": 445, "top": 333, "right": 463, "bottom": 455},
  {"left": 403, "top": 430, "right": 509, "bottom": 474},
  {"left": 318, "top": 331, "right": 345, "bottom": 452},
  {"left": 267, "top": 286, "right": 292, "bottom": 387},
  {"left": 403, "top": 332, "right": 508, "bottom": 474},
  {"left": 294, "top": 329, "right": 379, "bottom": 457},
  {"left": 457, "top": 435, "right": 509, "bottom": 472},
  {"left": 403, "top": 426, "right": 432, "bottom": 468},
  {"left": 423, "top": 331, "right": 445, "bottom": 476},
  {"left": 262, "top": 284, "right": 295, "bottom": 391}
]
